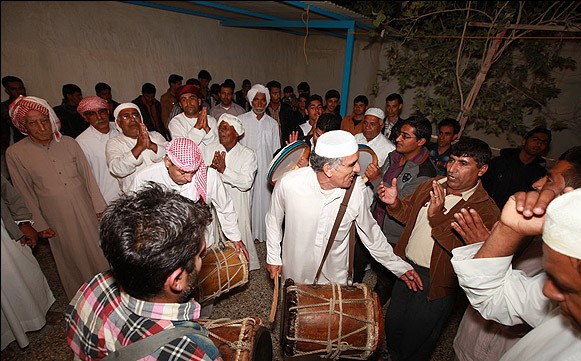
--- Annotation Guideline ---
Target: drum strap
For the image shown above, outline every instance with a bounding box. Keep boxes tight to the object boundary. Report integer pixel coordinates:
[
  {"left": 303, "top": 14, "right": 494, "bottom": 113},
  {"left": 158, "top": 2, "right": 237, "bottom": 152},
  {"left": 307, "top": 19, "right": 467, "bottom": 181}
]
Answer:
[
  {"left": 313, "top": 176, "right": 357, "bottom": 285},
  {"left": 101, "top": 325, "right": 213, "bottom": 361}
]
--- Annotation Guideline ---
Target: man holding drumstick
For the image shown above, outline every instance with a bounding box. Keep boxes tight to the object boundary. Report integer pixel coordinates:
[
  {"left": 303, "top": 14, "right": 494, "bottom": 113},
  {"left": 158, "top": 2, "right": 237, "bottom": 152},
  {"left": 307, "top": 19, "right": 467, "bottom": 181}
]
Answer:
[{"left": 266, "top": 130, "right": 422, "bottom": 290}]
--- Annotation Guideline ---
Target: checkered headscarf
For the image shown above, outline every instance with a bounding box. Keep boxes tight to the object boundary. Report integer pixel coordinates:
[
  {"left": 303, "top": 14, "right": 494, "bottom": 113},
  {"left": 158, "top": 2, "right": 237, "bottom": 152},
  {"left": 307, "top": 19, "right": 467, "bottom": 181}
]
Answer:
[
  {"left": 8, "top": 95, "right": 62, "bottom": 142},
  {"left": 165, "top": 137, "right": 207, "bottom": 202}
]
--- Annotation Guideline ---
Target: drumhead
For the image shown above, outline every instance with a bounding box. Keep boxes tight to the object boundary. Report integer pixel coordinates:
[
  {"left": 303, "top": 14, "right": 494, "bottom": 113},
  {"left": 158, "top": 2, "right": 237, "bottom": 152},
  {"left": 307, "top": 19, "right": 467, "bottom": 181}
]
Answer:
[
  {"left": 251, "top": 326, "right": 273, "bottom": 361},
  {"left": 267, "top": 140, "right": 309, "bottom": 186},
  {"left": 358, "top": 144, "right": 377, "bottom": 176}
]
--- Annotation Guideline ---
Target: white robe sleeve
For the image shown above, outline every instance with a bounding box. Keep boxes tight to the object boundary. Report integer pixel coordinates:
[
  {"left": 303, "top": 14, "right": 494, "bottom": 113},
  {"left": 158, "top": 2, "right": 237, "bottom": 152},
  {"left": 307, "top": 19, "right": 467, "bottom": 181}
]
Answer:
[
  {"left": 265, "top": 179, "right": 286, "bottom": 266},
  {"left": 221, "top": 147, "right": 257, "bottom": 192},
  {"left": 207, "top": 169, "right": 241, "bottom": 241},
  {"left": 451, "top": 243, "right": 554, "bottom": 328}
]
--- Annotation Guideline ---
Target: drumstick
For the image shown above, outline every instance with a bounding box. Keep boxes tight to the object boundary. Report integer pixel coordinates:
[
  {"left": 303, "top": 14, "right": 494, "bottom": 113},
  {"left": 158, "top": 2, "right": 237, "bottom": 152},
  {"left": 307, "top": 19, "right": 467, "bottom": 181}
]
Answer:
[{"left": 268, "top": 276, "right": 279, "bottom": 329}]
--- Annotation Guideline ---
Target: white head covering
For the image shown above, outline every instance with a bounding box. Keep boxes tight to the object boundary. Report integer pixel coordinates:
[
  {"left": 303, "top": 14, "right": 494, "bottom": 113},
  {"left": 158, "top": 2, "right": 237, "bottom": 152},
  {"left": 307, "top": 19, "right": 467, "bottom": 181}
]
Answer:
[
  {"left": 218, "top": 113, "right": 244, "bottom": 136},
  {"left": 246, "top": 84, "right": 270, "bottom": 108},
  {"left": 543, "top": 188, "right": 581, "bottom": 259},
  {"left": 315, "top": 130, "right": 358, "bottom": 158},
  {"left": 113, "top": 103, "right": 143, "bottom": 132},
  {"left": 365, "top": 107, "right": 385, "bottom": 121}
]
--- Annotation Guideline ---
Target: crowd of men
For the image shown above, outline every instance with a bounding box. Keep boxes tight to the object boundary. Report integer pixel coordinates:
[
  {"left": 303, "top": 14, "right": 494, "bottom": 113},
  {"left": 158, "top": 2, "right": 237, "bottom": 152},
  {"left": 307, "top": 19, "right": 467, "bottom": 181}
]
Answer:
[{"left": 1, "top": 73, "right": 579, "bottom": 361}]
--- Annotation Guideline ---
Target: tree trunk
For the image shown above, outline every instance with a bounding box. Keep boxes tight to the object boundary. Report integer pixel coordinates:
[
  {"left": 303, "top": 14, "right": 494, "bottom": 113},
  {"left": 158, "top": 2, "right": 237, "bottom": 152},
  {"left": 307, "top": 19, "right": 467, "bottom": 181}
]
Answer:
[{"left": 457, "top": 28, "right": 508, "bottom": 137}]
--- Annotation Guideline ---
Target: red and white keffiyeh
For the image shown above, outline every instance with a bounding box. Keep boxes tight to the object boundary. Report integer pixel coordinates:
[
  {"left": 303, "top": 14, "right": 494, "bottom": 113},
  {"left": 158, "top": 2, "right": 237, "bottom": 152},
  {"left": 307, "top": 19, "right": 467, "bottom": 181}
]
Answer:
[{"left": 165, "top": 137, "right": 207, "bottom": 202}]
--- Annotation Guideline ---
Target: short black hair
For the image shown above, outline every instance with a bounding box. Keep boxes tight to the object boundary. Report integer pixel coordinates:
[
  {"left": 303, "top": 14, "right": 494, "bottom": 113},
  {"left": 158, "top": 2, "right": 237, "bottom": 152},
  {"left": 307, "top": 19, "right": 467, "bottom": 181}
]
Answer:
[
  {"left": 62, "top": 83, "right": 82, "bottom": 97},
  {"left": 385, "top": 93, "right": 403, "bottom": 104},
  {"left": 353, "top": 95, "right": 369, "bottom": 106},
  {"left": 316, "top": 113, "right": 342, "bottom": 132},
  {"left": 2, "top": 76, "right": 23, "bottom": 88},
  {"left": 325, "top": 89, "right": 340, "bottom": 100},
  {"left": 168, "top": 74, "right": 183, "bottom": 85},
  {"left": 451, "top": 137, "right": 492, "bottom": 168},
  {"left": 224, "top": 78, "right": 235, "bottom": 89},
  {"left": 141, "top": 83, "right": 156, "bottom": 94},
  {"left": 186, "top": 78, "right": 200, "bottom": 86},
  {"left": 242, "top": 79, "right": 251, "bottom": 86},
  {"left": 307, "top": 94, "right": 323, "bottom": 108},
  {"left": 220, "top": 82, "right": 235, "bottom": 92},
  {"left": 438, "top": 118, "right": 460, "bottom": 134},
  {"left": 559, "top": 146, "right": 581, "bottom": 189},
  {"left": 297, "top": 81, "right": 310, "bottom": 92},
  {"left": 197, "top": 70, "right": 212, "bottom": 80},
  {"left": 95, "top": 82, "right": 111, "bottom": 93},
  {"left": 401, "top": 115, "right": 432, "bottom": 143},
  {"left": 210, "top": 83, "right": 221, "bottom": 95},
  {"left": 524, "top": 127, "right": 552, "bottom": 143},
  {"left": 266, "top": 80, "right": 282, "bottom": 90},
  {"left": 283, "top": 85, "right": 294, "bottom": 94}
]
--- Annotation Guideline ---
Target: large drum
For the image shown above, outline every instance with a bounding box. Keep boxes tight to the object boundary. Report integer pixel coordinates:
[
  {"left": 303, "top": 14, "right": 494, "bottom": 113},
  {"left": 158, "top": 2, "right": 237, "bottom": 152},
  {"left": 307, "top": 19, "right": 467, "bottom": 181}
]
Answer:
[
  {"left": 195, "top": 241, "right": 249, "bottom": 303},
  {"left": 267, "top": 140, "right": 310, "bottom": 186},
  {"left": 199, "top": 317, "right": 272, "bottom": 361},
  {"left": 358, "top": 144, "right": 378, "bottom": 183},
  {"left": 281, "top": 279, "right": 383, "bottom": 360}
]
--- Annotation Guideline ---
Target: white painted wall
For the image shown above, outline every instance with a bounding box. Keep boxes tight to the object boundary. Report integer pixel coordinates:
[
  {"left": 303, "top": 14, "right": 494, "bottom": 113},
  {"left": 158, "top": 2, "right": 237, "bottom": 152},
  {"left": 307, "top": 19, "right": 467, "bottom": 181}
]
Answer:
[{"left": 2, "top": 1, "right": 578, "bottom": 160}]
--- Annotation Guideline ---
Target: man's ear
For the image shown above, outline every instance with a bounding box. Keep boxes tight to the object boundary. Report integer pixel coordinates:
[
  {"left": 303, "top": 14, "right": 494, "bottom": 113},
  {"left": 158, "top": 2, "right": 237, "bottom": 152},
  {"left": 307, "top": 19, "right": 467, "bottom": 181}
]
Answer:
[
  {"left": 477, "top": 164, "right": 489, "bottom": 177},
  {"left": 163, "top": 156, "right": 172, "bottom": 169},
  {"left": 323, "top": 163, "right": 333, "bottom": 178},
  {"left": 165, "top": 267, "right": 186, "bottom": 293},
  {"left": 417, "top": 137, "right": 427, "bottom": 147}
]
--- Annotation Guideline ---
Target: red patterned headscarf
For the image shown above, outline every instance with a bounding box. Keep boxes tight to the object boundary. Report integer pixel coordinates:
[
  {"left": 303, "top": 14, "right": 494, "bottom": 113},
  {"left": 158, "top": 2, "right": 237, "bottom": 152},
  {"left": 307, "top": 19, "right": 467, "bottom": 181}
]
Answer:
[
  {"left": 77, "top": 96, "right": 108, "bottom": 115},
  {"left": 8, "top": 95, "right": 62, "bottom": 142},
  {"left": 165, "top": 137, "right": 208, "bottom": 202}
]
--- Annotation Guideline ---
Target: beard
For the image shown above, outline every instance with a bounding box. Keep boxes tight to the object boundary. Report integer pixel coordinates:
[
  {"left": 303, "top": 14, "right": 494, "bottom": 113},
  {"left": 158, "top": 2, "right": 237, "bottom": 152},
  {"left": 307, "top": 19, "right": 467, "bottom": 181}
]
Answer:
[{"left": 178, "top": 269, "right": 200, "bottom": 303}]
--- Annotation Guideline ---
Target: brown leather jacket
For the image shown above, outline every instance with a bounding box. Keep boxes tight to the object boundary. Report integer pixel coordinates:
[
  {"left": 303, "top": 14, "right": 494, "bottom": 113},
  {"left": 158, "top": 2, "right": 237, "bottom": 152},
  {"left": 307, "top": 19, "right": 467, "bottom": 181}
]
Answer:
[{"left": 389, "top": 176, "right": 500, "bottom": 300}]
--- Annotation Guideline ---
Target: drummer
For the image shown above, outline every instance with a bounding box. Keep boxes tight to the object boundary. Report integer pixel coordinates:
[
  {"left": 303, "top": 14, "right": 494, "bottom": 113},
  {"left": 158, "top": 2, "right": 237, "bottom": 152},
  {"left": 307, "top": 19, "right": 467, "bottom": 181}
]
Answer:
[
  {"left": 266, "top": 130, "right": 423, "bottom": 290},
  {"left": 354, "top": 108, "right": 395, "bottom": 168}
]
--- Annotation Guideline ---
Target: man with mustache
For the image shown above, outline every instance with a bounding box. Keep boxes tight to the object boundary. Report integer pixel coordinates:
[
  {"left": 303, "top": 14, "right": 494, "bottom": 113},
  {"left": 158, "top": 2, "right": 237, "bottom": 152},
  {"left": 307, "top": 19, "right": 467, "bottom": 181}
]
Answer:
[
  {"left": 238, "top": 84, "right": 280, "bottom": 244},
  {"left": 75, "top": 96, "right": 121, "bottom": 204},
  {"left": 105, "top": 103, "right": 167, "bottom": 193},
  {"left": 266, "top": 130, "right": 422, "bottom": 291},
  {"left": 66, "top": 184, "right": 222, "bottom": 360}
]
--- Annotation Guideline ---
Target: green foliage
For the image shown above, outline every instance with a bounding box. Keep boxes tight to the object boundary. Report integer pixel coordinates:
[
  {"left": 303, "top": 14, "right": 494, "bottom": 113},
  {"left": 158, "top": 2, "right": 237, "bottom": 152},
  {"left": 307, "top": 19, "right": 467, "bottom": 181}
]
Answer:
[{"left": 344, "top": 1, "right": 578, "bottom": 137}]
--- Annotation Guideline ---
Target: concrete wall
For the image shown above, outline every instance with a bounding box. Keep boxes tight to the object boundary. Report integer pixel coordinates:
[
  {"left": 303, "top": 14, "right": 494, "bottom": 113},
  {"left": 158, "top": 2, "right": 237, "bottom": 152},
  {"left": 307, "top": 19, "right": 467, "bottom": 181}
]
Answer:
[{"left": 2, "top": 1, "right": 578, "bottom": 160}]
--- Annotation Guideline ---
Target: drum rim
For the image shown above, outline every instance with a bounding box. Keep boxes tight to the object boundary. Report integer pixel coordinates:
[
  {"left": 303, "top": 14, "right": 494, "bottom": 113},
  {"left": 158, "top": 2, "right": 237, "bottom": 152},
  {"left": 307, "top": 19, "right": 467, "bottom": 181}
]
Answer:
[{"left": 267, "top": 140, "right": 309, "bottom": 185}]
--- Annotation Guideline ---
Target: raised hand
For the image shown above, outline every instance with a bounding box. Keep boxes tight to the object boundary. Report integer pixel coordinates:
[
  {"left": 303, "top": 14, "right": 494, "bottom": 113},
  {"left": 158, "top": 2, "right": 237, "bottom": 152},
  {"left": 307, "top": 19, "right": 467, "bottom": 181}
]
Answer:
[
  {"left": 211, "top": 151, "right": 226, "bottom": 173},
  {"left": 196, "top": 107, "right": 210, "bottom": 133},
  {"left": 451, "top": 208, "right": 493, "bottom": 244},
  {"left": 427, "top": 180, "right": 446, "bottom": 218},
  {"left": 377, "top": 178, "right": 398, "bottom": 205}
]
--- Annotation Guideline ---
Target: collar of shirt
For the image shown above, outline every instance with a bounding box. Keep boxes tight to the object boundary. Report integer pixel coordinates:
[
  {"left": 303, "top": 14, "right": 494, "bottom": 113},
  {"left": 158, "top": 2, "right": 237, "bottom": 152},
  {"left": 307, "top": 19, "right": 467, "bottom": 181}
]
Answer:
[{"left": 120, "top": 290, "right": 201, "bottom": 321}]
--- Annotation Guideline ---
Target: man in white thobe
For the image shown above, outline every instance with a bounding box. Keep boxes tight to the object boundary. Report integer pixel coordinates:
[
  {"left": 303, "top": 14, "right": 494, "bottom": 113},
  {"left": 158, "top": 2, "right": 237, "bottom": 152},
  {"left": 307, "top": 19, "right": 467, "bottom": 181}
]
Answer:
[
  {"left": 130, "top": 137, "right": 248, "bottom": 257},
  {"left": 106, "top": 103, "right": 167, "bottom": 193},
  {"left": 238, "top": 84, "right": 280, "bottom": 243},
  {"left": 168, "top": 84, "right": 218, "bottom": 149},
  {"left": 203, "top": 114, "right": 259, "bottom": 270},
  {"left": 266, "top": 130, "right": 422, "bottom": 289},
  {"left": 75, "top": 96, "right": 121, "bottom": 204},
  {"left": 354, "top": 108, "right": 395, "bottom": 168}
]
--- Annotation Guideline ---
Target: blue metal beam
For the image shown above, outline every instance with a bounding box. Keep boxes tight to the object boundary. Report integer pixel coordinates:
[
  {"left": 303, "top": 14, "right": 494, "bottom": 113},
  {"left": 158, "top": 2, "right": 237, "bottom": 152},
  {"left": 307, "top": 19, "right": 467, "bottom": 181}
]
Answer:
[
  {"left": 220, "top": 20, "right": 355, "bottom": 29},
  {"left": 340, "top": 21, "right": 355, "bottom": 118}
]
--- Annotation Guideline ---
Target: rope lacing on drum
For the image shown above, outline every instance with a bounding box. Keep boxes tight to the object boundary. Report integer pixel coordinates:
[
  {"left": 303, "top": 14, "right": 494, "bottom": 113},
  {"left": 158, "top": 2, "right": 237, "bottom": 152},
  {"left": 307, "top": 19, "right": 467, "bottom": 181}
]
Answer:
[{"left": 200, "top": 317, "right": 253, "bottom": 351}]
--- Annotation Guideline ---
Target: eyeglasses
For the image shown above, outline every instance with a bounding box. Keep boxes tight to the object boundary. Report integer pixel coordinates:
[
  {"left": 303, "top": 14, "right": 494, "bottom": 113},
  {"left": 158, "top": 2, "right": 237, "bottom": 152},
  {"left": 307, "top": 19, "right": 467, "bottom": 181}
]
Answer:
[{"left": 119, "top": 113, "right": 141, "bottom": 121}]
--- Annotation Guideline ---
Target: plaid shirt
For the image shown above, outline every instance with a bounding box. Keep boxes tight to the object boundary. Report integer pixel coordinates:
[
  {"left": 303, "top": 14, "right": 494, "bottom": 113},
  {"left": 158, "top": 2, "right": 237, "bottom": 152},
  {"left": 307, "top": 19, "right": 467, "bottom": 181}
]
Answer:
[{"left": 66, "top": 271, "right": 222, "bottom": 361}]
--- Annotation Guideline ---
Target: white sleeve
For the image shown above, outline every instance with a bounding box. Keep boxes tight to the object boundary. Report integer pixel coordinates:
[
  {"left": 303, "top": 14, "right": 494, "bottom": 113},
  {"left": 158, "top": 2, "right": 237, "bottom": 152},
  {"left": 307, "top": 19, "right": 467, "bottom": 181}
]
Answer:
[
  {"left": 452, "top": 243, "right": 554, "bottom": 327},
  {"left": 106, "top": 137, "right": 143, "bottom": 178},
  {"left": 265, "top": 178, "right": 286, "bottom": 266},
  {"left": 207, "top": 169, "right": 241, "bottom": 241}
]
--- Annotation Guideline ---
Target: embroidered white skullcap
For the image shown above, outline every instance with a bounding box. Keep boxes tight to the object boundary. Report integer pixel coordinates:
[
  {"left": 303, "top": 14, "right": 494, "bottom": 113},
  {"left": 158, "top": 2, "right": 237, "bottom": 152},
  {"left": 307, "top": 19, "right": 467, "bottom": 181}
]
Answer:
[
  {"left": 315, "top": 130, "right": 358, "bottom": 158},
  {"left": 246, "top": 84, "right": 270, "bottom": 107},
  {"left": 365, "top": 107, "right": 385, "bottom": 121},
  {"left": 543, "top": 188, "right": 581, "bottom": 259},
  {"left": 218, "top": 113, "right": 244, "bottom": 136}
]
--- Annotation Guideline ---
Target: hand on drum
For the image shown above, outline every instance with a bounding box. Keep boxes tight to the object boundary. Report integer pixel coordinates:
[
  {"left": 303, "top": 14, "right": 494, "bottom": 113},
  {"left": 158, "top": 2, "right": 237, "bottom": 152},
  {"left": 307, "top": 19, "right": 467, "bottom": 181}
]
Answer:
[
  {"left": 232, "top": 240, "right": 249, "bottom": 261},
  {"left": 400, "top": 269, "right": 423, "bottom": 292},
  {"left": 267, "top": 264, "right": 282, "bottom": 280}
]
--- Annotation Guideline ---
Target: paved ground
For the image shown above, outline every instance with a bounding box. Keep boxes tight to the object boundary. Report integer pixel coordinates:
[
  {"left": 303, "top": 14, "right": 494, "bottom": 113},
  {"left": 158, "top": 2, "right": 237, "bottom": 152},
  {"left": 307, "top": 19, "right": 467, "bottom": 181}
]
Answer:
[{"left": 1, "top": 239, "right": 464, "bottom": 360}]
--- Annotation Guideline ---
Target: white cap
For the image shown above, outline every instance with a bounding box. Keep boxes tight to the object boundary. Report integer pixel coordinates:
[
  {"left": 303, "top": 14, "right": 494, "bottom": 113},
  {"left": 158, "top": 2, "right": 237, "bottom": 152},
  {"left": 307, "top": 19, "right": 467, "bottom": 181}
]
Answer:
[
  {"left": 218, "top": 113, "right": 244, "bottom": 136},
  {"left": 543, "top": 188, "right": 581, "bottom": 259},
  {"left": 315, "top": 130, "right": 358, "bottom": 158},
  {"left": 247, "top": 84, "right": 271, "bottom": 107},
  {"left": 365, "top": 107, "right": 385, "bottom": 121}
]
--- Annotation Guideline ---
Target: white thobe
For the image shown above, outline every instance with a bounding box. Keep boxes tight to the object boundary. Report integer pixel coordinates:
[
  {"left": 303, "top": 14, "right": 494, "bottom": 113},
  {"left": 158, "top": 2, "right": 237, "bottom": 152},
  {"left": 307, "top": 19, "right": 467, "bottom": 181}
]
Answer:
[
  {"left": 354, "top": 132, "right": 395, "bottom": 168},
  {"left": 76, "top": 123, "right": 121, "bottom": 204},
  {"left": 266, "top": 167, "right": 413, "bottom": 284},
  {"left": 105, "top": 132, "right": 167, "bottom": 193},
  {"left": 451, "top": 243, "right": 581, "bottom": 361},
  {"left": 203, "top": 142, "right": 259, "bottom": 270},
  {"left": 168, "top": 113, "right": 218, "bottom": 149},
  {"left": 238, "top": 110, "right": 280, "bottom": 242},
  {"left": 129, "top": 163, "right": 241, "bottom": 249}
]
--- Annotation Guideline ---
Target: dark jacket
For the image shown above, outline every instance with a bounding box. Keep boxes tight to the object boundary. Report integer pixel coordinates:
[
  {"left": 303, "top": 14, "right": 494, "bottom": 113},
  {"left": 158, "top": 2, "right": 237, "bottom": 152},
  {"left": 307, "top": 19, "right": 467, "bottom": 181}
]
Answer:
[
  {"left": 482, "top": 147, "right": 546, "bottom": 209},
  {"left": 54, "top": 102, "right": 88, "bottom": 138},
  {"left": 132, "top": 96, "right": 170, "bottom": 141}
]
